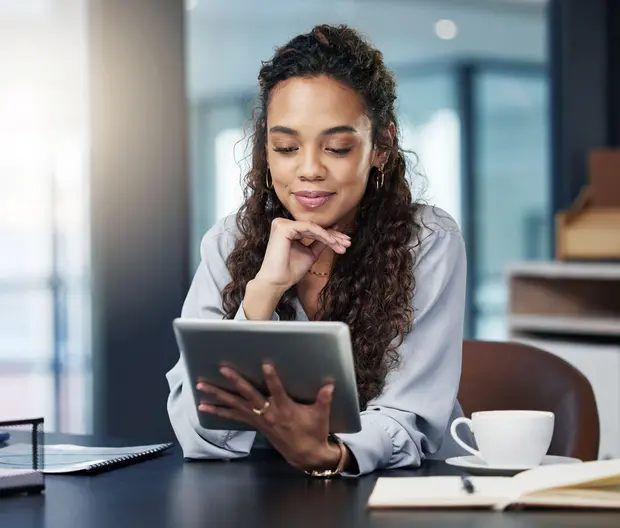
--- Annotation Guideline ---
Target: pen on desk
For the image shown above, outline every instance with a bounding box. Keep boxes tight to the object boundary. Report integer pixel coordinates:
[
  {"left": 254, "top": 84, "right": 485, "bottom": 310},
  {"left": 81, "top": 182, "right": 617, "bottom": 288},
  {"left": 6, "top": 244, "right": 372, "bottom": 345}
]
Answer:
[{"left": 461, "top": 475, "right": 475, "bottom": 494}]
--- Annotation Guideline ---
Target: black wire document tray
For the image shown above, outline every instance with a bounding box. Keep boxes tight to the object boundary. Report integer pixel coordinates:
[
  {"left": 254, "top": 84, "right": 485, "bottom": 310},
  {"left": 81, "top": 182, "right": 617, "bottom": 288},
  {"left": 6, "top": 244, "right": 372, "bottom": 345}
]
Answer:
[{"left": 0, "top": 417, "right": 45, "bottom": 498}]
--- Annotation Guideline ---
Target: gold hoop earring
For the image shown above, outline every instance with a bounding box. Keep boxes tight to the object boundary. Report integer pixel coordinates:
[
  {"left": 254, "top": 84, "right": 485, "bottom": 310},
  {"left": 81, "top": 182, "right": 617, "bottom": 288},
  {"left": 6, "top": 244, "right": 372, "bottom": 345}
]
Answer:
[
  {"left": 265, "top": 169, "right": 273, "bottom": 189},
  {"left": 376, "top": 167, "right": 385, "bottom": 190}
]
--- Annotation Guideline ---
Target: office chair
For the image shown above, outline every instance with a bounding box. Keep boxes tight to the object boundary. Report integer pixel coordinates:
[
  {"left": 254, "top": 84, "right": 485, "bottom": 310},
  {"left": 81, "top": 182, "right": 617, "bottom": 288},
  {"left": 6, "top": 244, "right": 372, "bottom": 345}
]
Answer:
[{"left": 458, "top": 340, "right": 600, "bottom": 461}]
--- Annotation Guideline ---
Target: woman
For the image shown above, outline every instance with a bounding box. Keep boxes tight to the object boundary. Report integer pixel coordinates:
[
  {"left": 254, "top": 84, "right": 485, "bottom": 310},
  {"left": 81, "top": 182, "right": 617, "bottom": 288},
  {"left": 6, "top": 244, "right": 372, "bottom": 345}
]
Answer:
[{"left": 167, "top": 24, "right": 467, "bottom": 477}]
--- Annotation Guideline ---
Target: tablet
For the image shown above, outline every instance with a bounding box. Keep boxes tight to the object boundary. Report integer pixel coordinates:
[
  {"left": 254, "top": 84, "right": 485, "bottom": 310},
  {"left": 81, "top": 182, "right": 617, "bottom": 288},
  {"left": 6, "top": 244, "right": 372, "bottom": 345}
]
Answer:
[{"left": 172, "top": 318, "right": 361, "bottom": 433}]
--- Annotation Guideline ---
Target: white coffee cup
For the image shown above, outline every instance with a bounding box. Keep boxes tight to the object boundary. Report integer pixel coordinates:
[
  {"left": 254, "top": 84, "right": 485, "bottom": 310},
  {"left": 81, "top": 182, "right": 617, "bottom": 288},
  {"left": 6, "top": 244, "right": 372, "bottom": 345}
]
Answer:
[{"left": 450, "top": 410, "right": 555, "bottom": 468}]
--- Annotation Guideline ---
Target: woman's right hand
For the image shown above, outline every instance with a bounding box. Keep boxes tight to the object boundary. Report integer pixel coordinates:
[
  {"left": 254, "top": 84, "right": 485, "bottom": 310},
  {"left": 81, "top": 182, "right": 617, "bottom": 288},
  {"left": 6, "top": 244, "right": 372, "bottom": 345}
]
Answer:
[
  {"left": 242, "top": 218, "right": 351, "bottom": 320},
  {"left": 257, "top": 218, "right": 351, "bottom": 289}
]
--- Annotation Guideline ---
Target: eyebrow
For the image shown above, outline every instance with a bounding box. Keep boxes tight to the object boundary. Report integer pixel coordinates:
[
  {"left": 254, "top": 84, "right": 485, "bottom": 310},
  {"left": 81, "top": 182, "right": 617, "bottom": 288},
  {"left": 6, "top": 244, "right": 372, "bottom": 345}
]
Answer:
[{"left": 269, "top": 125, "right": 358, "bottom": 136}]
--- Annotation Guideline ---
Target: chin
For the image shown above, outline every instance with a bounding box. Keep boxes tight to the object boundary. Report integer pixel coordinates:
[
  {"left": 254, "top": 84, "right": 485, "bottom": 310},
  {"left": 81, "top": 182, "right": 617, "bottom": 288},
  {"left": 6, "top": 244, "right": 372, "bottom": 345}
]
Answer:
[
  {"left": 290, "top": 208, "right": 336, "bottom": 228},
  {"left": 291, "top": 211, "right": 329, "bottom": 227}
]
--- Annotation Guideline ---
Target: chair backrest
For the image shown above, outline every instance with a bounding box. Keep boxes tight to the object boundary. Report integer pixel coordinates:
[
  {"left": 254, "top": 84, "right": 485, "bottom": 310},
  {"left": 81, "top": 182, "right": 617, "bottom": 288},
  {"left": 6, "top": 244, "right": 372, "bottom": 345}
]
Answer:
[{"left": 458, "top": 340, "right": 600, "bottom": 461}]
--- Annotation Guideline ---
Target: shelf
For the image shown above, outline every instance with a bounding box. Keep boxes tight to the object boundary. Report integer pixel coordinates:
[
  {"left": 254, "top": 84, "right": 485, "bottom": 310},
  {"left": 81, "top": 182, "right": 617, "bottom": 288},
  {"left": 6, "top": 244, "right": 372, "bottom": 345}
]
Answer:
[
  {"left": 506, "top": 260, "right": 620, "bottom": 461},
  {"left": 509, "top": 315, "right": 620, "bottom": 337},
  {"left": 506, "top": 261, "right": 620, "bottom": 280}
]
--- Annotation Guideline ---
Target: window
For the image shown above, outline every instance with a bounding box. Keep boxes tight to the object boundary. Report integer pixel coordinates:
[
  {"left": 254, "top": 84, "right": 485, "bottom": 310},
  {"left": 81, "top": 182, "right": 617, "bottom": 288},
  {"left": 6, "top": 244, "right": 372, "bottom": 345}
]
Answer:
[
  {"left": 0, "top": 0, "right": 91, "bottom": 432},
  {"left": 398, "top": 71, "right": 462, "bottom": 226},
  {"left": 473, "top": 68, "right": 550, "bottom": 340}
]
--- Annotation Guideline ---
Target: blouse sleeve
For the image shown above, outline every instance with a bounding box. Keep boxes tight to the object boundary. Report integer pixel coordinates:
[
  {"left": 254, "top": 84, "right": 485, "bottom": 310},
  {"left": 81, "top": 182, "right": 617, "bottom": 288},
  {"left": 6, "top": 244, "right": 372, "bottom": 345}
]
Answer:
[
  {"left": 336, "top": 225, "right": 467, "bottom": 476},
  {"left": 166, "top": 218, "right": 278, "bottom": 459}
]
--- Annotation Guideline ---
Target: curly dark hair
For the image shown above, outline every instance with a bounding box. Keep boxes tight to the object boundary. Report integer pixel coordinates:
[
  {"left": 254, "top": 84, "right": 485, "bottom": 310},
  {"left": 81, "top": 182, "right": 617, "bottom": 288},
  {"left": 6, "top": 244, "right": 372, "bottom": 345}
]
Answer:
[{"left": 221, "top": 24, "right": 424, "bottom": 409}]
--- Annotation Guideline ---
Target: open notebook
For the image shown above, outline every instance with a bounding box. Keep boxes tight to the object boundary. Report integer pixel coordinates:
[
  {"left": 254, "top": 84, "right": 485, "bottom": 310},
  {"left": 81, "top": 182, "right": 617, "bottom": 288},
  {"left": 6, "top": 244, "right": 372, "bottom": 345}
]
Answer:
[
  {"left": 0, "top": 443, "right": 173, "bottom": 474},
  {"left": 368, "top": 459, "right": 620, "bottom": 511}
]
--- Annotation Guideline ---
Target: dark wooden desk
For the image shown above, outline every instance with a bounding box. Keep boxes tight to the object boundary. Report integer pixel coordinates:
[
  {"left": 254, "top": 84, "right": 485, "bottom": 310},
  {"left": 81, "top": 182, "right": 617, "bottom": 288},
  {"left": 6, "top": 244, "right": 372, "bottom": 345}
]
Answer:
[{"left": 1, "top": 435, "right": 619, "bottom": 528}]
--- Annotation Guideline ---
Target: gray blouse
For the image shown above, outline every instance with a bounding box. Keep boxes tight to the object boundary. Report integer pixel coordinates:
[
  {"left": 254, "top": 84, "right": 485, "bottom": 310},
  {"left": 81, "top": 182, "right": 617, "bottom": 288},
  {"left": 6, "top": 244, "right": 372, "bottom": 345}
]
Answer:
[{"left": 166, "top": 204, "right": 468, "bottom": 476}]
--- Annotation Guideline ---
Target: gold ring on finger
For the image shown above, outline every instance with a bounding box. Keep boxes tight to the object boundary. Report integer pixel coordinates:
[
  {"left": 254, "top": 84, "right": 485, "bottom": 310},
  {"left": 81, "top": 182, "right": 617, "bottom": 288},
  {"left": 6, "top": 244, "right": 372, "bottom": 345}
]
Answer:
[{"left": 252, "top": 400, "right": 271, "bottom": 416}]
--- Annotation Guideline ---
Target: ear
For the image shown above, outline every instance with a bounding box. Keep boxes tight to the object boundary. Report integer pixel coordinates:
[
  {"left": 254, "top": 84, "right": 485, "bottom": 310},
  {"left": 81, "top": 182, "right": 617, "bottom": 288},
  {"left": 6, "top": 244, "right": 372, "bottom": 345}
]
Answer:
[{"left": 372, "top": 122, "right": 396, "bottom": 169}]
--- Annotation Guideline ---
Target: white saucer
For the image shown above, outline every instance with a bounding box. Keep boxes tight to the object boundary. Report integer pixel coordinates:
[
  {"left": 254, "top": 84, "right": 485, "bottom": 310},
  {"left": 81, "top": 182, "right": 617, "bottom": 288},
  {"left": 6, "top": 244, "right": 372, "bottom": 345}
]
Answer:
[{"left": 445, "top": 455, "right": 582, "bottom": 476}]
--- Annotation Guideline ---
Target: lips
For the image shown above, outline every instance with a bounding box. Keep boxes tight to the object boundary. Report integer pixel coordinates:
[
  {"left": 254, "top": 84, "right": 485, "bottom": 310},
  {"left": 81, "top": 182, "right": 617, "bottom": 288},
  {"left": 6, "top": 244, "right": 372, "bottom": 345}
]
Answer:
[{"left": 293, "top": 191, "right": 335, "bottom": 209}]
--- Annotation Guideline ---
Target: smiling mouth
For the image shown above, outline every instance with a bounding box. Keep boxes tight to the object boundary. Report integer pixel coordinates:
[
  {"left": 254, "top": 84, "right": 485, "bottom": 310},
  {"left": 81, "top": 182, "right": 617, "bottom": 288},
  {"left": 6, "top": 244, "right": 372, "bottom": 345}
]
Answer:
[{"left": 293, "top": 191, "right": 335, "bottom": 209}]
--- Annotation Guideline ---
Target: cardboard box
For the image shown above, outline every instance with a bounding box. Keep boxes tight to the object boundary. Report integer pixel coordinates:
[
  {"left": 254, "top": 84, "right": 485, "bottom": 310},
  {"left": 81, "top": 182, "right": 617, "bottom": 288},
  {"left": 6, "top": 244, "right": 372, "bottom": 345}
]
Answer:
[
  {"left": 589, "top": 149, "right": 620, "bottom": 207},
  {"left": 555, "top": 149, "right": 620, "bottom": 260}
]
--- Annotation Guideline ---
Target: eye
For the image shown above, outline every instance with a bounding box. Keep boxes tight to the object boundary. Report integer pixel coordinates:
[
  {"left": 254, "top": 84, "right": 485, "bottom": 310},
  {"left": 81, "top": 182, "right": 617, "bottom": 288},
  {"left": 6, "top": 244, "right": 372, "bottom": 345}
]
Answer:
[
  {"left": 273, "top": 147, "right": 298, "bottom": 154},
  {"left": 326, "top": 147, "right": 353, "bottom": 155}
]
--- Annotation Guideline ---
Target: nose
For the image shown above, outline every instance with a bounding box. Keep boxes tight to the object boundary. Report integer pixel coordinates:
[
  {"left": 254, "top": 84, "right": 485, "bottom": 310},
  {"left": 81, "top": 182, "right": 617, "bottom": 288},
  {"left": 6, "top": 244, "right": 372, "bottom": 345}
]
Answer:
[{"left": 297, "top": 147, "right": 326, "bottom": 181}]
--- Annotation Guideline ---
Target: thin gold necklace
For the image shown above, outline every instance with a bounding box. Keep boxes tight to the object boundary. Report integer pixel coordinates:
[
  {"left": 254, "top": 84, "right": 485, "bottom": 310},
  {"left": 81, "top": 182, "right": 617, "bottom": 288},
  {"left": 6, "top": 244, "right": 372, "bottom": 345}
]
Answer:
[{"left": 308, "top": 267, "right": 330, "bottom": 277}]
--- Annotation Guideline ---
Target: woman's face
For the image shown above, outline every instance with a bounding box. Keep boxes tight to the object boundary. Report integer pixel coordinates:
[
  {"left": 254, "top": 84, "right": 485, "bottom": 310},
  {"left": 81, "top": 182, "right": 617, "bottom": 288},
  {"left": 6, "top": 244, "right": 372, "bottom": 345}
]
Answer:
[{"left": 266, "top": 75, "right": 381, "bottom": 229}]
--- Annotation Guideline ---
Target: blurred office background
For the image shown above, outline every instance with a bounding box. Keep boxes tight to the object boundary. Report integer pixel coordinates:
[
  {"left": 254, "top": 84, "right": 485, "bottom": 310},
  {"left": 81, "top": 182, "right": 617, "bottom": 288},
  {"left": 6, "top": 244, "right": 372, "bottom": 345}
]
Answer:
[
  {"left": 186, "top": 0, "right": 550, "bottom": 342},
  {"left": 0, "top": 0, "right": 618, "bottom": 447}
]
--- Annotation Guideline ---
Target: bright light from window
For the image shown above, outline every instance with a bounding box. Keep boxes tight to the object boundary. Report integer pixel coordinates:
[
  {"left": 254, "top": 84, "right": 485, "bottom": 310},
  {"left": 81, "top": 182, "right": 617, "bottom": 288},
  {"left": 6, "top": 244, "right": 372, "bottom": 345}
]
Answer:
[
  {"left": 434, "top": 19, "right": 458, "bottom": 40},
  {"left": 0, "top": 0, "right": 52, "bottom": 16},
  {"left": 401, "top": 109, "right": 461, "bottom": 228},
  {"left": 215, "top": 128, "right": 249, "bottom": 220},
  {"left": 0, "top": 86, "right": 51, "bottom": 169},
  {"left": 185, "top": 0, "right": 198, "bottom": 11}
]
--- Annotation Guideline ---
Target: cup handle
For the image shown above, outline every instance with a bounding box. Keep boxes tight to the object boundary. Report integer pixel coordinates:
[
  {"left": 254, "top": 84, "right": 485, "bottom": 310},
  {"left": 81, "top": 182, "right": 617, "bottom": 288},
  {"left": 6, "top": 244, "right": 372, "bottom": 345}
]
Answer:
[{"left": 450, "top": 417, "right": 482, "bottom": 459}]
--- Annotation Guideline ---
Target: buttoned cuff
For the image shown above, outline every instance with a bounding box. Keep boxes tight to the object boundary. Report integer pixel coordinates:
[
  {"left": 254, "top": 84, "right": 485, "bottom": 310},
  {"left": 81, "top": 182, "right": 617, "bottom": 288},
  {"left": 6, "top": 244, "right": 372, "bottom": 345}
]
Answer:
[
  {"left": 336, "top": 413, "right": 395, "bottom": 477},
  {"left": 235, "top": 302, "right": 280, "bottom": 321}
]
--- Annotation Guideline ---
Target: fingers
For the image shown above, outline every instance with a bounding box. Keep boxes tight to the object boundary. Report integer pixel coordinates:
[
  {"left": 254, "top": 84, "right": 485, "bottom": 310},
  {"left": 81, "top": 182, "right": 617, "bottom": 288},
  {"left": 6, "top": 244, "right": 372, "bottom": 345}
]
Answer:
[
  {"left": 327, "top": 228, "right": 351, "bottom": 244},
  {"left": 273, "top": 218, "right": 351, "bottom": 254},
  {"left": 196, "top": 382, "right": 250, "bottom": 413},
  {"left": 308, "top": 240, "right": 327, "bottom": 260},
  {"left": 325, "top": 232, "right": 351, "bottom": 254},
  {"left": 199, "top": 403, "right": 248, "bottom": 424},
  {"left": 297, "top": 227, "right": 350, "bottom": 255},
  {"left": 297, "top": 227, "right": 341, "bottom": 252},
  {"left": 219, "top": 366, "right": 267, "bottom": 410},
  {"left": 302, "top": 230, "right": 349, "bottom": 246},
  {"left": 313, "top": 384, "right": 334, "bottom": 416},
  {"left": 262, "top": 363, "right": 291, "bottom": 407}
]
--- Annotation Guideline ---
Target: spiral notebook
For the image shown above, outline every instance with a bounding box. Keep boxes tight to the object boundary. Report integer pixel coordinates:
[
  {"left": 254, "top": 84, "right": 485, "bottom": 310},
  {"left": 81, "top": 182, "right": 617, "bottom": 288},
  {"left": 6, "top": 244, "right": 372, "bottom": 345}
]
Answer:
[{"left": 0, "top": 442, "right": 173, "bottom": 474}]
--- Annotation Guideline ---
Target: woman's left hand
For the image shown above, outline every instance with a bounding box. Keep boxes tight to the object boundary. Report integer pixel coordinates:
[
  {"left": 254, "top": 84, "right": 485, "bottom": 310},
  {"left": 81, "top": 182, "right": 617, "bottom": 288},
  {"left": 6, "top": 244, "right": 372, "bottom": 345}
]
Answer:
[{"left": 196, "top": 364, "right": 344, "bottom": 473}]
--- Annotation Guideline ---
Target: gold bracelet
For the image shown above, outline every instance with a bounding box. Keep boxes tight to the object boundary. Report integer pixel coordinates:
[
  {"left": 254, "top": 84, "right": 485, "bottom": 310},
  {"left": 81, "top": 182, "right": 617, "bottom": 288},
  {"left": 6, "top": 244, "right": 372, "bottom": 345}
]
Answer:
[{"left": 304, "top": 434, "right": 347, "bottom": 478}]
